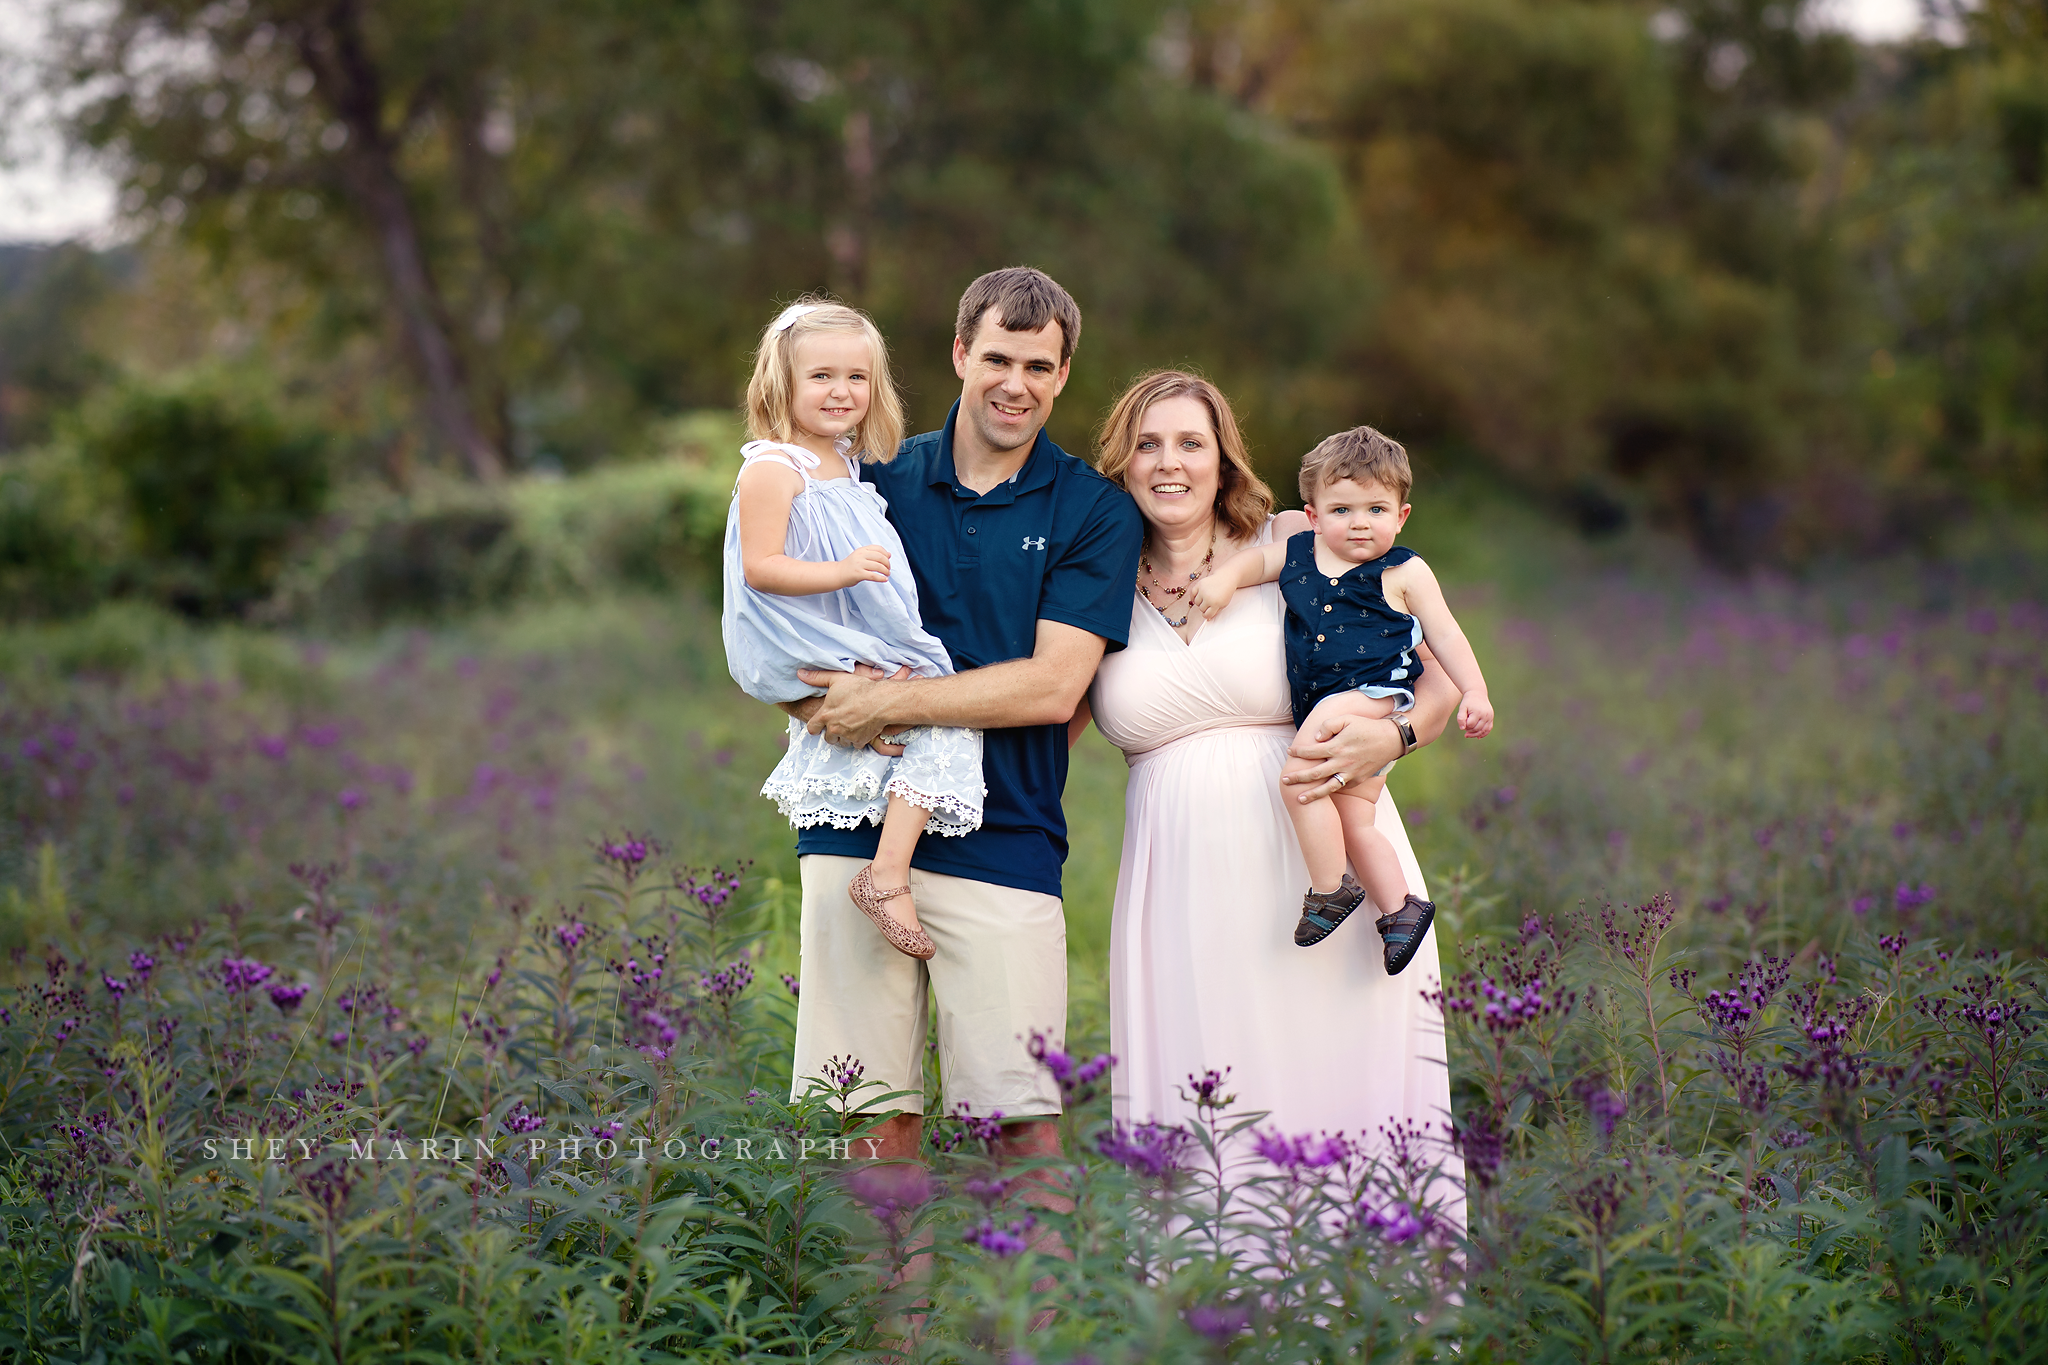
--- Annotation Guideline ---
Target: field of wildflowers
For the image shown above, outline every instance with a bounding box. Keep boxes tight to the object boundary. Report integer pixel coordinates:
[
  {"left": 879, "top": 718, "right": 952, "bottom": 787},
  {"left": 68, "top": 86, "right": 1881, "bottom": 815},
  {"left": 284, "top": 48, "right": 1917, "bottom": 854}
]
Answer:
[{"left": 0, "top": 513, "right": 2042, "bottom": 1361}]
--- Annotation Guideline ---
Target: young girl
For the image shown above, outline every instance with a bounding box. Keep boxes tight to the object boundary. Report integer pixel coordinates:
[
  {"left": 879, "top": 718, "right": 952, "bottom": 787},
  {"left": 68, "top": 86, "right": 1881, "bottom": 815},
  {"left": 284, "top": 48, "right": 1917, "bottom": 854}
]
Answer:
[
  {"left": 721, "top": 298, "right": 984, "bottom": 961},
  {"left": 1187, "top": 425, "right": 1492, "bottom": 975}
]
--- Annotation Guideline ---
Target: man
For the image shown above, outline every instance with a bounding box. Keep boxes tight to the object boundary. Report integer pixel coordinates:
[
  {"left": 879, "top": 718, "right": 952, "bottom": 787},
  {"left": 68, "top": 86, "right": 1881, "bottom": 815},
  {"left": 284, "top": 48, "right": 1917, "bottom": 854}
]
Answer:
[{"left": 784, "top": 266, "right": 1138, "bottom": 1166}]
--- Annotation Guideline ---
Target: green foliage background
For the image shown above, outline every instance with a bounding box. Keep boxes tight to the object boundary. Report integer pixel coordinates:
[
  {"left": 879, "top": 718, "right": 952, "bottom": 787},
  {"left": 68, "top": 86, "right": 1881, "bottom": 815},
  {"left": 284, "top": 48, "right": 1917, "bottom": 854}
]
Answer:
[{"left": 0, "top": 0, "right": 2043, "bottom": 589}]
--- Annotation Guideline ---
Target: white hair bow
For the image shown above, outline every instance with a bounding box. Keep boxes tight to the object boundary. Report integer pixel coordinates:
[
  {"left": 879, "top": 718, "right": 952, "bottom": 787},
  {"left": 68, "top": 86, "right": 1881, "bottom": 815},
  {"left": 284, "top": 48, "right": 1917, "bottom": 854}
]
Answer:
[{"left": 770, "top": 303, "right": 820, "bottom": 333}]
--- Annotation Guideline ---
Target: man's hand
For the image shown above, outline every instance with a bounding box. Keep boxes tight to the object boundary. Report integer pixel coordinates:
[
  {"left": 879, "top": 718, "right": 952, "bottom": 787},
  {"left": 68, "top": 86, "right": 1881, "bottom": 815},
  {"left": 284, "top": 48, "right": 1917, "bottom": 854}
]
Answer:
[
  {"left": 1283, "top": 711, "right": 1405, "bottom": 804},
  {"left": 795, "top": 663, "right": 913, "bottom": 753}
]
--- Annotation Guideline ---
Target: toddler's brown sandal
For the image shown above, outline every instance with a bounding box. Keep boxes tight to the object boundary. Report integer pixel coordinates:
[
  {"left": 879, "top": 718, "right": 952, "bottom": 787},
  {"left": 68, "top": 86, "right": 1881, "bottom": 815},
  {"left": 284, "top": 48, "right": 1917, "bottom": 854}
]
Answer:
[
  {"left": 850, "top": 864, "right": 937, "bottom": 960},
  {"left": 1376, "top": 894, "right": 1436, "bottom": 976},
  {"left": 1294, "top": 873, "right": 1367, "bottom": 947}
]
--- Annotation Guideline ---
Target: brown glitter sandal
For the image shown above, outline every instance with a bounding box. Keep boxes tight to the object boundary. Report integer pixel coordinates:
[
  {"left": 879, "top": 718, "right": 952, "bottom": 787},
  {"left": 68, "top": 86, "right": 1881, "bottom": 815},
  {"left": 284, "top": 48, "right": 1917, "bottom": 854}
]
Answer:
[{"left": 849, "top": 864, "right": 937, "bottom": 960}]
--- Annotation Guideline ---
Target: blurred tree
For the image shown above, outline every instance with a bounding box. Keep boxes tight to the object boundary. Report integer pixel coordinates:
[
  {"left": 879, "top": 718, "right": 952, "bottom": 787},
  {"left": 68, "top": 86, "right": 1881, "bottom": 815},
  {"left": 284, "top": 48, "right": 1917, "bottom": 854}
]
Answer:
[
  {"left": 30, "top": 0, "right": 1355, "bottom": 477},
  {"left": 42, "top": 0, "right": 508, "bottom": 479},
  {"left": 1843, "top": 0, "right": 2048, "bottom": 509},
  {"left": 1204, "top": 0, "right": 1860, "bottom": 561},
  {"left": 0, "top": 244, "right": 121, "bottom": 451}
]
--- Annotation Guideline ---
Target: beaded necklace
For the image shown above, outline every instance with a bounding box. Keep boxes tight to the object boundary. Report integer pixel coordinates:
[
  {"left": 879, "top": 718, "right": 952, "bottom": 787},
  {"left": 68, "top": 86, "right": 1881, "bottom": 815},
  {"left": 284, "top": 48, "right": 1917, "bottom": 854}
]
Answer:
[{"left": 1137, "top": 530, "right": 1216, "bottom": 629}]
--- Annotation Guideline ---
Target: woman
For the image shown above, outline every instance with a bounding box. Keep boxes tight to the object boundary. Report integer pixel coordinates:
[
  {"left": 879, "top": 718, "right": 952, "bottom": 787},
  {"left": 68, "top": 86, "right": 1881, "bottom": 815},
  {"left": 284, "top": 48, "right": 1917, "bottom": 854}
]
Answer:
[{"left": 1073, "top": 371, "right": 1463, "bottom": 1190}]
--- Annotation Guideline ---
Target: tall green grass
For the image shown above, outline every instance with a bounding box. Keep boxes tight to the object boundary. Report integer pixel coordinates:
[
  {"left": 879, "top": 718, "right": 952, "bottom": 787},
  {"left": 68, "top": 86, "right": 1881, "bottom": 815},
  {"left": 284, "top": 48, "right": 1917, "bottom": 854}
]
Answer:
[{"left": 0, "top": 491, "right": 2041, "bottom": 1361}]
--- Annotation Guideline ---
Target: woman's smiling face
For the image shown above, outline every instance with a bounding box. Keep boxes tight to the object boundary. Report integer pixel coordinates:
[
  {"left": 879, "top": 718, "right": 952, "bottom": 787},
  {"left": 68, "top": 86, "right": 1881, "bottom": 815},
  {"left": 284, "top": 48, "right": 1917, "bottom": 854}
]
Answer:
[{"left": 1127, "top": 394, "right": 1220, "bottom": 537}]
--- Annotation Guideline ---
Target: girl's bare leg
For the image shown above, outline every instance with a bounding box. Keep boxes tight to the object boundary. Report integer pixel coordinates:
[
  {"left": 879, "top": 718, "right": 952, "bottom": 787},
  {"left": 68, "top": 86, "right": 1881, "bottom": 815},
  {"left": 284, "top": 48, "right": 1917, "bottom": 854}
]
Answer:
[{"left": 869, "top": 794, "right": 929, "bottom": 933}]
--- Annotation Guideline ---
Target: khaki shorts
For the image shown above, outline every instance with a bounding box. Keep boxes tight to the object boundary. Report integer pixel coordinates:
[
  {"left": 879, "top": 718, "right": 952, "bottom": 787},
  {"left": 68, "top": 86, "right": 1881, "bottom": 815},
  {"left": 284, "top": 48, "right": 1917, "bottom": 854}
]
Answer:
[{"left": 790, "top": 854, "right": 1066, "bottom": 1117}]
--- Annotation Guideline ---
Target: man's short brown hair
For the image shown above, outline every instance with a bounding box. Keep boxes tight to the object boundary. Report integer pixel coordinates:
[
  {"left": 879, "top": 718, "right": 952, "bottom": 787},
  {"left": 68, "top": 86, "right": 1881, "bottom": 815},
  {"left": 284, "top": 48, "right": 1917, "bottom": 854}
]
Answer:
[
  {"left": 955, "top": 267, "right": 1082, "bottom": 364},
  {"left": 1298, "top": 425, "right": 1412, "bottom": 505}
]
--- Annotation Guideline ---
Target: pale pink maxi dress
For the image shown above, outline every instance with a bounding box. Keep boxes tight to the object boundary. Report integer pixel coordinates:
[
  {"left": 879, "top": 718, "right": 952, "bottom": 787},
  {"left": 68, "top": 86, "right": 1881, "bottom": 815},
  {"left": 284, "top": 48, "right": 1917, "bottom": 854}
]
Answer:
[{"left": 1090, "top": 518, "right": 1463, "bottom": 1195}]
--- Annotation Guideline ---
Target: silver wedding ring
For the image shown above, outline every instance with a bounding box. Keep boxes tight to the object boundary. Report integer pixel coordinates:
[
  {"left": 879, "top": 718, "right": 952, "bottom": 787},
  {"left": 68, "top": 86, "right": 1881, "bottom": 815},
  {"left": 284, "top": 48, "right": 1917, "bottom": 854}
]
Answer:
[{"left": 1333, "top": 772, "right": 1348, "bottom": 788}]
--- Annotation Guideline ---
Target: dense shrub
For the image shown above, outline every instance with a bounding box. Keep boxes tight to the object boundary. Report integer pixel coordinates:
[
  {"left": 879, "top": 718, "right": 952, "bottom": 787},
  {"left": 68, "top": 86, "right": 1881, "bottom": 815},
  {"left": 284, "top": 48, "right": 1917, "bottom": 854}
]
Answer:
[
  {"left": 77, "top": 376, "right": 328, "bottom": 617},
  {"left": 0, "top": 447, "right": 121, "bottom": 620},
  {"left": 270, "top": 426, "right": 737, "bottom": 628}
]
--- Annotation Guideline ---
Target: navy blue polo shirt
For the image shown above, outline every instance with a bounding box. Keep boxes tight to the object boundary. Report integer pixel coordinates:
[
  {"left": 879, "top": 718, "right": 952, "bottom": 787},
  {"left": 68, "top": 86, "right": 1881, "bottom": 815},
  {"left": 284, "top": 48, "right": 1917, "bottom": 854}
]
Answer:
[{"left": 794, "top": 401, "right": 1143, "bottom": 897}]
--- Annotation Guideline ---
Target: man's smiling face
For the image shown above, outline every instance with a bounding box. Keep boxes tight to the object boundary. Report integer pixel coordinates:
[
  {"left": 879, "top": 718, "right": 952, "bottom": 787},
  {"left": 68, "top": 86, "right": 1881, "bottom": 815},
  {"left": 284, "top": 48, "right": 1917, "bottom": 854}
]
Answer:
[{"left": 951, "top": 309, "right": 1070, "bottom": 456}]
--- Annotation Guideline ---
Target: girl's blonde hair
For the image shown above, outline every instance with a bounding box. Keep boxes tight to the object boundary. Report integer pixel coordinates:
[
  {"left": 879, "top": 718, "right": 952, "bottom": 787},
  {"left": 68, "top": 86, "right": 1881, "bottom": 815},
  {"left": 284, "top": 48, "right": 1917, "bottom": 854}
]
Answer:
[
  {"left": 1094, "top": 369, "right": 1275, "bottom": 542},
  {"left": 744, "top": 296, "right": 905, "bottom": 463}
]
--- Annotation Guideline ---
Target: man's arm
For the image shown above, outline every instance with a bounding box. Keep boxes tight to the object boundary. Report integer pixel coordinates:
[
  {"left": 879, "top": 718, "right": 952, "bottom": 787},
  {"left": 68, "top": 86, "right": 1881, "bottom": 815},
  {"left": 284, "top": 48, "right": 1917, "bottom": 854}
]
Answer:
[
  {"left": 1281, "top": 644, "right": 1458, "bottom": 801},
  {"left": 796, "top": 619, "right": 1107, "bottom": 749}
]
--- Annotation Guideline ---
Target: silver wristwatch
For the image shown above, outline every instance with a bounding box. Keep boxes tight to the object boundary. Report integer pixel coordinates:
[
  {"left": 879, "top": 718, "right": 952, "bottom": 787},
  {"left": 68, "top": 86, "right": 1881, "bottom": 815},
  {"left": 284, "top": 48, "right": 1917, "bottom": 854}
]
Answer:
[{"left": 1390, "top": 713, "right": 1418, "bottom": 755}]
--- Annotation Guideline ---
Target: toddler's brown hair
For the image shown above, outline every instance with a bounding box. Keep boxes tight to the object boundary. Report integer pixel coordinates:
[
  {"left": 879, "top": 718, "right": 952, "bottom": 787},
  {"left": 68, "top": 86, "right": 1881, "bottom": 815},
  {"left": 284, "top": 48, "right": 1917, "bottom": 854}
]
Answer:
[{"left": 1298, "top": 425, "right": 1411, "bottom": 505}]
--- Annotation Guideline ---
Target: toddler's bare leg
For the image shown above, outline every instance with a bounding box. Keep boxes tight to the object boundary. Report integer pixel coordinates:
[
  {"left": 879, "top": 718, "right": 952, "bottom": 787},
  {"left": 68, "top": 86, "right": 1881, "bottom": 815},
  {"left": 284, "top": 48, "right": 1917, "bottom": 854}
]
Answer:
[
  {"left": 1280, "top": 747, "right": 1349, "bottom": 893},
  {"left": 1333, "top": 776, "right": 1407, "bottom": 919},
  {"left": 1283, "top": 692, "right": 1396, "bottom": 893},
  {"left": 870, "top": 796, "right": 929, "bottom": 933}
]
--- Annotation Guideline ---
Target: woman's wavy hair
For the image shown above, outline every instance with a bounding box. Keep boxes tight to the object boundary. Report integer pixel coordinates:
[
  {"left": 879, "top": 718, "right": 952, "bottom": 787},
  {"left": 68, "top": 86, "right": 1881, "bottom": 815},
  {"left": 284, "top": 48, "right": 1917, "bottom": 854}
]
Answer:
[
  {"left": 1094, "top": 370, "right": 1274, "bottom": 542},
  {"left": 744, "top": 296, "right": 905, "bottom": 463}
]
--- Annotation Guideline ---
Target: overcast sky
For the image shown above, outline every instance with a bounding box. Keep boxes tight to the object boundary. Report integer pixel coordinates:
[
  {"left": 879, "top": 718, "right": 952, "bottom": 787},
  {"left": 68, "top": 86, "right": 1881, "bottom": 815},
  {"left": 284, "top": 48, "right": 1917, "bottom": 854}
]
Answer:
[{"left": 0, "top": 0, "right": 1941, "bottom": 245}]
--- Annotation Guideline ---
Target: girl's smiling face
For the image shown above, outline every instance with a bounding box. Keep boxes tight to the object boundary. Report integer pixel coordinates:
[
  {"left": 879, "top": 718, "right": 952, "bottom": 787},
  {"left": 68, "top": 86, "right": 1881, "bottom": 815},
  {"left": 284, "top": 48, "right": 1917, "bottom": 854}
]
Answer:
[
  {"left": 789, "top": 331, "right": 873, "bottom": 445},
  {"left": 1306, "top": 476, "right": 1410, "bottom": 564}
]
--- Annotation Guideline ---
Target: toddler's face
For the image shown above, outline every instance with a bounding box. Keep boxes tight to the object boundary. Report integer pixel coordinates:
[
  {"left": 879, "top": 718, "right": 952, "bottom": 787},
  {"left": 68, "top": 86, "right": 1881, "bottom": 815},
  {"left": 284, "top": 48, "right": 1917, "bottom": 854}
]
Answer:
[
  {"left": 1306, "top": 477, "right": 1410, "bottom": 564},
  {"left": 789, "top": 332, "right": 873, "bottom": 444}
]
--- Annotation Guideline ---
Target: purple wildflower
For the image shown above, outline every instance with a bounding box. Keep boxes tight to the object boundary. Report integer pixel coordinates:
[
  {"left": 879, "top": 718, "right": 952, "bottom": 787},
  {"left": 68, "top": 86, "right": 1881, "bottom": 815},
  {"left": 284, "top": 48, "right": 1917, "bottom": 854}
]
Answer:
[
  {"left": 701, "top": 959, "right": 754, "bottom": 1004},
  {"left": 554, "top": 921, "right": 589, "bottom": 952},
  {"left": 502, "top": 1104, "right": 545, "bottom": 1134},
  {"left": 1095, "top": 1119, "right": 1195, "bottom": 1181},
  {"left": 589, "top": 1120, "right": 623, "bottom": 1141},
  {"left": 268, "top": 983, "right": 310, "bottom": 1015},
  {"left": 1895, "top": 882, "right": 1936, "bottom": 911},
  {"left": 780, "top": 972, "right": 800, "bottom": 997},
  {"left": 845, "top": 1163, "right": 931, "bottom": 1216},
  {"left": 821, "top": 1054, "right": 866, "bottom": 1092},
  {"left": 1252, "top": 1129, "right": 1350, "bottom": 1174},
  {"left": 128, "top": 951, "right": 155, "bottom": 982},
  {"left": 1026, "top": 1029, "right": 1114, "bottom": 1104},
  {"left": 219, "top": 957, "right": 275, "bottom": 996},
  {"left": 102, "top": 974, "right": 128, "bottom": 1001},
  {"left": 1185, "top": 1302, "right": 1253, "bottom": 1342},
  {"left": 1451, "top": 1106, "right": 1505, "bottom": 1188},
  {"left": 1356, "top": 1198, "right": 1432, "bottom": 1245},
  {"left": 963, "top": 1213, "right": 1036, "bottom": 1258},
  {"left": 337, "top": 787, "right": 364, "bottom": 811}
]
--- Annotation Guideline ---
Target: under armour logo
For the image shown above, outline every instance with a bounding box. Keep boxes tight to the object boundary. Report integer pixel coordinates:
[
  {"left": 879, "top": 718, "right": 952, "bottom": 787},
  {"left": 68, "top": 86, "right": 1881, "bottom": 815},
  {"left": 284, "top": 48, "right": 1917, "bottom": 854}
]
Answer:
[{"left": 1022, "top": 536, "right": 1047, "bottom": 551}]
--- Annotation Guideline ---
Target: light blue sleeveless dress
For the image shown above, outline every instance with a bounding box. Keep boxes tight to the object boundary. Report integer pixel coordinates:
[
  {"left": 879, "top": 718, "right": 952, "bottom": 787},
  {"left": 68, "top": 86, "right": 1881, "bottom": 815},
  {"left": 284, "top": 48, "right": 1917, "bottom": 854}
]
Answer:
[{"left": 721, "top": 440, "right": 985, "bottom": 836}]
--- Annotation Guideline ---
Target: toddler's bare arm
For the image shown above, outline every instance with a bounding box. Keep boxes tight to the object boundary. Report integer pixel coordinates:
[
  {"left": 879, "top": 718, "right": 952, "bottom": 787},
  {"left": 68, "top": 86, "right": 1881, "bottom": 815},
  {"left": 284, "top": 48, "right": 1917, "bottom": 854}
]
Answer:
[
  {"left": 1387, "top": 558, "right": 1493, "bottom": 738},
  {"left": 1188, "top": 542, "right": 1287, "bottom": 619}
]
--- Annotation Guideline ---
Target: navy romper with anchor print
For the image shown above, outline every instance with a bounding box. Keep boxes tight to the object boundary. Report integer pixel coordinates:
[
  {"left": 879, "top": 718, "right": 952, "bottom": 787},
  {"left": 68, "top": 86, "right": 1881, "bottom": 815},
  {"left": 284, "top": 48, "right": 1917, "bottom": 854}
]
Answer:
[{"left": 1278, "top": 532, "right": 1426, "bottom": 728}]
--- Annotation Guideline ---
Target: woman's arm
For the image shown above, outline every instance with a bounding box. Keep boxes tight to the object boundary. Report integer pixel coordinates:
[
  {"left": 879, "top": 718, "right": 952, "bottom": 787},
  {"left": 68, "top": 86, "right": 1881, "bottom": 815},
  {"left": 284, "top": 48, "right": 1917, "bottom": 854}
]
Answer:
[
  {"left": 736, "top": 461, "right": 889, "bottom": 596},
  {"left": 1282, "top": 646, "right": 1458, "bottom": 801},
  {"left": 1067, "top": 694, "right": 1093, "bottom": 749}
]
